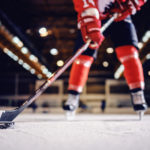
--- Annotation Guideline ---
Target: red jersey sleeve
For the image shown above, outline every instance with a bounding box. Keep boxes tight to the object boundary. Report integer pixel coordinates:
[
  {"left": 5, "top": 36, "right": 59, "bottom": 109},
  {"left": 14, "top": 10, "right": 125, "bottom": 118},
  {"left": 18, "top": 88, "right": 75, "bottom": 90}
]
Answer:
[{"left": 73, "top": 0, "right": 97, "bottom": 13}]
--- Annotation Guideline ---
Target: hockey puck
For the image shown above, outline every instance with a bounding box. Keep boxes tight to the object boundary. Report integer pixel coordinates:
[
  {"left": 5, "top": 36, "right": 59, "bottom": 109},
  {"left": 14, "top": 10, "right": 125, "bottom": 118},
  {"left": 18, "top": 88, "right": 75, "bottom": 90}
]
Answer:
[{"left": 0, "top": 121, "right": 15, "bottom": 129}]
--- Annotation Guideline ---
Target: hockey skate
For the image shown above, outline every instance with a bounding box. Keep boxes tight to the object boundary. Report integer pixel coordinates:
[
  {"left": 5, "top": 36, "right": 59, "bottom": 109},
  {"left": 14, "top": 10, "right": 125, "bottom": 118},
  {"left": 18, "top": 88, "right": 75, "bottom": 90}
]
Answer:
[
  {"left": 63, "top": 94, "right": 79, "bottom": 120},
  {"left": 131, "top": 90, "right": 147, "bottom": 120}
]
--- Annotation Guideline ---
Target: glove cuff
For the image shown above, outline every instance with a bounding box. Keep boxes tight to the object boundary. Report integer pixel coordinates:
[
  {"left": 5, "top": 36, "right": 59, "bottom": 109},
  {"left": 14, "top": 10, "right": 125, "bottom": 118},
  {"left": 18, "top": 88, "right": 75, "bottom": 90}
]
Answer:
[
  {"left": 78, "top": 8, "right": 100, "bottom": 29},
  {"left": 81, "top": 8, "right": 100, "bottom": 19}
]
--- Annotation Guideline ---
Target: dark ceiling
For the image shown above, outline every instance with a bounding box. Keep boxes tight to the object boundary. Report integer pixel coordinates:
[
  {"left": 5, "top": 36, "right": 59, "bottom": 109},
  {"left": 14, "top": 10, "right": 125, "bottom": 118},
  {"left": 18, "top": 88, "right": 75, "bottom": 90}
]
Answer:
[{"left": 0, "top": 0, "right": 150, "bottom": 79}]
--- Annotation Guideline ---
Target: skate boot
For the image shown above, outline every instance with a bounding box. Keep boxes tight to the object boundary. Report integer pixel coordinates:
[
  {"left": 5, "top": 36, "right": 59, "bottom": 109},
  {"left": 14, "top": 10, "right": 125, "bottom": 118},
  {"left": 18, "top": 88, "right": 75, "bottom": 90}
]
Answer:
[
  {"left": 63, "top": 94, "right": 79, "bottom": 120},
  {"left": 131, "top": 90, "right": 147, "bottom": 120}
]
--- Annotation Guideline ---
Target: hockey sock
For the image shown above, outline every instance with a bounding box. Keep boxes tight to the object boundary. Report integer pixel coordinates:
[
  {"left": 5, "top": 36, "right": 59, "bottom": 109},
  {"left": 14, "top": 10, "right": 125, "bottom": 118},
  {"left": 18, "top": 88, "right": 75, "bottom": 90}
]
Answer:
[
  {"left": 116, "top": 45, "right": 144, "bottom": 90},
  {"left": 68, "top": 55, "right": 94, "bottom": 93},
  {"left": 68, "top": 90, "right": 80, "bottom": 95},
  {"left": 130, "top": 88, "right": 143, "bottom": 93}
]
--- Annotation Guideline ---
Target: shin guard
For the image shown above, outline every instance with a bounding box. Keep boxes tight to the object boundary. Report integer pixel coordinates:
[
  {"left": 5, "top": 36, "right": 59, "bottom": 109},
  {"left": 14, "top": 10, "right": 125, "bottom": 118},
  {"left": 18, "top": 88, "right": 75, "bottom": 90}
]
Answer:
[
  {"left": 68, "top": 55, "right": 94, "bottom": 93},
  {"left": 116, "top": 45, "right": 144, "bottom": 90}
]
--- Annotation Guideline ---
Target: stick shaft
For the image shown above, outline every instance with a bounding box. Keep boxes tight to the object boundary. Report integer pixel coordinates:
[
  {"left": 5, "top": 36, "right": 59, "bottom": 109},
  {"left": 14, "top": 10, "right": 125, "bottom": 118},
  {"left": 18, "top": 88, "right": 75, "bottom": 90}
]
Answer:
[
  {"left": 19, "top": 14, "right": 117, "bottom": 112},
  {"left": 0, "top": 14, "right": 117, "bottom": 122},
  {"left": 100, "top": 13, "right": 118, "bottom": 33},
  {"left": 20, "top": 40, "right": 90, "bottom": 110}
]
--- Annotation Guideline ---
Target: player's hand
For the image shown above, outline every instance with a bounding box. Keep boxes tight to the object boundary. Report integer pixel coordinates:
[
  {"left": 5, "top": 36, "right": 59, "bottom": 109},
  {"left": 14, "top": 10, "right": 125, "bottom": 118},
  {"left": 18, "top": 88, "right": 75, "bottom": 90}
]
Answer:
[
  {"left": 112, "top": 0, "right": 147, "bottom": 22},
  {"left": 78, "top": 8, "right": 104, "bottom": 49}
]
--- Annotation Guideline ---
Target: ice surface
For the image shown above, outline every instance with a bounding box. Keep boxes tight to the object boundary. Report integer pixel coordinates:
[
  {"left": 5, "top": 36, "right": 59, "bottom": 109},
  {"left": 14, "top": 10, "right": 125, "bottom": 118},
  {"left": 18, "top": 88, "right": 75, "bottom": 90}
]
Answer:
[{"left": 0, "top": 114, "right": 150, "bottom": 150}]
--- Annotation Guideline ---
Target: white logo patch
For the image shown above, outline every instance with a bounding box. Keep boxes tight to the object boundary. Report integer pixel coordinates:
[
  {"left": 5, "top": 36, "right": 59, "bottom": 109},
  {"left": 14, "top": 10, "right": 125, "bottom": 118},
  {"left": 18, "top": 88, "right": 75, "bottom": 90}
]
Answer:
[
  {"left": 97, "top": 0, "right": 115, "bottom": 13},
  {"left": 82, "top": 0, "right": 95, "bottom": 8}
]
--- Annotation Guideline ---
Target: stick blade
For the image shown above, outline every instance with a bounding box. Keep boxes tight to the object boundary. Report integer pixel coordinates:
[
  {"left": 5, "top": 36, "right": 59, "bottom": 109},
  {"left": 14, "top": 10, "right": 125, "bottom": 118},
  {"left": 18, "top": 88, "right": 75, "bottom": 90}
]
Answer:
[{"left": 0, "top": 109, "right": 19, "bottom": 122}]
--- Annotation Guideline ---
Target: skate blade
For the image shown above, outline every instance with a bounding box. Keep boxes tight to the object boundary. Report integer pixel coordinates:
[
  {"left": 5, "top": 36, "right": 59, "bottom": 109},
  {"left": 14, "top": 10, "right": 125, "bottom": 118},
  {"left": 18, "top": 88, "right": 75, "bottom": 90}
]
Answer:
[
  {"left": 66, "top": 111, "right": 76, "bottom": 121},
  {"left": 138, "top": 111, "right": 145, "bottom": 121},
  {"left": 0, "top": 121, "right": 15, "bottom": 129}
]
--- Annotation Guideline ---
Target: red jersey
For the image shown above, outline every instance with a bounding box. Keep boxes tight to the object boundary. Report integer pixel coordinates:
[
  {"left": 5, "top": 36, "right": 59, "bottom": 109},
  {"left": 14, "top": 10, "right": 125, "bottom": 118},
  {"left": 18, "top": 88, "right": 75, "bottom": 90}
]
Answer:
[
  {"left": 73, "top": 0, "right": 145, "bottom": 14},
  {"left": 73, "top": 0, "right": 115, "bottom": 14}
]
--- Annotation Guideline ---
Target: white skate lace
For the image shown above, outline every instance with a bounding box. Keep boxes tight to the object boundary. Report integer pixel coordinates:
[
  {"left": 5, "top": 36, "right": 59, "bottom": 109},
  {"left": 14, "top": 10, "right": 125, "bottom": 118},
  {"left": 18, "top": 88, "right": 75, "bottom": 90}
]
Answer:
[{"left": 131, "top": 91, "right": 145, "bottom": 105}]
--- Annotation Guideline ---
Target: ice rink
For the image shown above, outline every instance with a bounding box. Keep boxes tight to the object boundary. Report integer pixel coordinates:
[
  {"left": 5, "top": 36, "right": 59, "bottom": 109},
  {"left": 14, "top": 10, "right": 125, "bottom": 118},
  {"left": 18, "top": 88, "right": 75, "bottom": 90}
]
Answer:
[{"left": 1, "top": 114, "right": 150, "bottom": 150}]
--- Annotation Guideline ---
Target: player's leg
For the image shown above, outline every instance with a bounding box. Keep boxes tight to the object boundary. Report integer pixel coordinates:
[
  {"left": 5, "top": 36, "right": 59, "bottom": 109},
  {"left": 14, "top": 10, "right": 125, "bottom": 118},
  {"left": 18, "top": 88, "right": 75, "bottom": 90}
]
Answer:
[
  {"left": 111, "top": 16, "right": 147, "bottom": 113},
  {"left": 63, "top": 55, "right": 94, "bottom": 112},
  {"left": 63, "top": 30, "right": 97, "bottom": 112},
  {"left": 116, "top": 45, "right": 147, "bottom": 111}
]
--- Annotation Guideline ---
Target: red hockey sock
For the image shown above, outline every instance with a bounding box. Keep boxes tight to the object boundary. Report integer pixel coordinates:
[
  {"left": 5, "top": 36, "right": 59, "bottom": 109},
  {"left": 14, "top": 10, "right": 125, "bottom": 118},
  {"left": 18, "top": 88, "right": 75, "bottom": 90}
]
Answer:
[
  {"left": 116, "top": 45, "right": 144, "bottom": 90},
  {"left": 68, "top": 55, "right": 94, "bottom": 93}
]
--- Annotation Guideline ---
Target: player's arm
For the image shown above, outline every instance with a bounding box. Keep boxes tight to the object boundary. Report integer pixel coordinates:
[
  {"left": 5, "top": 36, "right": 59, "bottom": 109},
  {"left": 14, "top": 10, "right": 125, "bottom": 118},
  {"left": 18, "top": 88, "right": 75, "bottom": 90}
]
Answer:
[
  {"left": 73, "top": 0, "right": 104, "bottom": 49},
  {"left": 113, "top": 0, "right": 147, "bottom": 21}
]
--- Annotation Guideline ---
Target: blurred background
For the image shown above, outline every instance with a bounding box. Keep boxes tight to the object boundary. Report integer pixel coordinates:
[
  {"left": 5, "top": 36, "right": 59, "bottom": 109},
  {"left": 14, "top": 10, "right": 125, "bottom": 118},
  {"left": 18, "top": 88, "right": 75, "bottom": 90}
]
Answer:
[{"left": 0, "top": 0, "right": 150, "bottom": 114}]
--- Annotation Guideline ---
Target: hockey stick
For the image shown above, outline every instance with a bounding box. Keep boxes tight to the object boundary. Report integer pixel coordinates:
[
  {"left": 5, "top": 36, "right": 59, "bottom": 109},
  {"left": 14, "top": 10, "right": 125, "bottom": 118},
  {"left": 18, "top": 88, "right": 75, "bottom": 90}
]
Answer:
[{"left": 0, "top": 13, "right": 117, "bottom": 123}]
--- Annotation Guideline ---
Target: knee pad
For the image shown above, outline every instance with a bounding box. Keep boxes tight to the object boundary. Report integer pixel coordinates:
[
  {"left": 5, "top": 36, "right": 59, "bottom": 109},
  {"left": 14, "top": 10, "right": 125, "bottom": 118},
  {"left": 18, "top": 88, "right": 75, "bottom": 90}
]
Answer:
[
  {"left": 116, "top": 45, "right": 144, "bottom": 90},
  {"left": 68, "top": 55, "right": 94, "bottom": 93}
]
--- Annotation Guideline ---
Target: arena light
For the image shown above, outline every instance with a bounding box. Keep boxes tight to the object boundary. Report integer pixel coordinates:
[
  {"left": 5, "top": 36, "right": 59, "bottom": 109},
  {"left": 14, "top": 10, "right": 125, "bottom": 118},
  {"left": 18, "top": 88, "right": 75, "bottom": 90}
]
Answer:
[
  {"left": 41, "top": 65, "right": 48, "bottom": 73},
  {"left": 142, "top": 30, "right": 150, "bottom": 43},
  {"left": 12, "top": 36, "right": 23, "bottom": 47},
  {"left": 18, "top": 59, "right": 24, "bottom": 65},
  {"left": 42, "top": 68, "right": 48, "bottom": 74},
  {"left": 50, "top": 48, "right": 58, "bottom": 56},
  {"left": 40, "top": 65, "right": 52, "bottom": 77},
  {"left": 57, "top": 60, "right": 64, "bottom": 67},
  {"left": 146, "top": 53, "right": 150, "bottom": 60},
  {"left": 145, "top": 30, "right": 150, "bottom": 38},
  {"left": 39, "top": 27, "right": 48, "bottom": 37},
  {"left": 30, "top": 68, "right": 35, "bottom": 74},
  {"left": 21, "top": 47, "right": 29, "bottom": 54},
  {"left": 4, "top": 48, "right": 18, "bottom": 61},
  {"left": 10, "top": 53, "right": 18, "bottom": 61},
  {"left": 1, "top": 23, "right": 51, "bottom": 78},
  {"left": 3, "top": 48, "right": 9, "bottom": 53},
  {"left": 102, "top": 61, "right": 109, "bottom": 67},
  {"left": 37, "top": 74, "right": 42, "bottom": 79},
  {"left": 142, "top": 36, "right": 149, "bottom": 43},
  {"left": 138, "top": 42, "right": 144, "bottom": 49},
  {"left": 106, "top": 47, "right": 114, "bottom": 54},
  {"left": 29, "top": 54, "right": 38, "bottom": 62},
  {"left": 69, "top": 29, "right": 75, "bottom": 34},
  {"left": 41, "top": 65, "right": 46, "bottom": 70},
  {"left": 46, "top": 72, "right": 52, "bottom": 78},
  {"left": 23, "top": 63, "right": 31, "bottom": 70},
  {"left": 12, "top": 55, "right": 18, "bottom": 61},
  {"left": 148, "top": 71, "right": 150, "bottom": 76},
  {"left": 7, "top": 50, "right": 14, "bottom": 58}
]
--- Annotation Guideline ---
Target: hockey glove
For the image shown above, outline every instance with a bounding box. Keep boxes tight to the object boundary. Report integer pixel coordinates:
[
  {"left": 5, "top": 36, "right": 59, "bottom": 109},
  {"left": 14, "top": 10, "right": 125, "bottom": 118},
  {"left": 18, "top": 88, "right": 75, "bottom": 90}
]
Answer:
[
  {"left": 78, "top": 8, "right": 104, "bottom": 49},
  {"left": 111, "top": 0, "right": 147, "bottom": 22}
]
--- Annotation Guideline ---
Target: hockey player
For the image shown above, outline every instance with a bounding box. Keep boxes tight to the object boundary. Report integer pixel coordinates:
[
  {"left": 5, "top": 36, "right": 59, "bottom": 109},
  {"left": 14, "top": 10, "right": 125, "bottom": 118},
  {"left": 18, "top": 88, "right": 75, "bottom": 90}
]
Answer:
[{"left": 63, "top": 0, "right": 148, "bottom": 116}]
